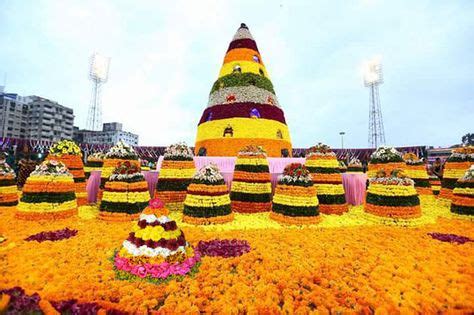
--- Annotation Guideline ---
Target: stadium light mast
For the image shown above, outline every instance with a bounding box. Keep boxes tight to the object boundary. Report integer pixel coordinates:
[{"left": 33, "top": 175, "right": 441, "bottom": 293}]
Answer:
[
  {"left": 363, "top": 56, "right": 385, "bottom": 148},
  {"left": 87, "top": 52, "right": 110, "bottom": 131}
]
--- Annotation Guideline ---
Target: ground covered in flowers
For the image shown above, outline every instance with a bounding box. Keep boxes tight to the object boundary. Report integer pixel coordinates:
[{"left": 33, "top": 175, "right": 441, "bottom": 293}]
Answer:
[{"left": 1, "top": 197, "right": 473, "bottom": 314}]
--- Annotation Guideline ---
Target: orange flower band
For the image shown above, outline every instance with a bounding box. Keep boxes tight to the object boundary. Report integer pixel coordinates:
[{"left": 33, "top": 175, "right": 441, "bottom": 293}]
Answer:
[
  {"left": 270, "top": 212, "right": 322, "bottom": 225},
  {"left": 182, "top": 213, "right": 234, "bottom": 225},
  {"left": 318, "top": 204, "right": 349, "bottom": 215},
  {"left": 231, "top": 201, "right": 271, "bottom": 213},
  {"left": 364, "top": 203, "right": 421, "bottom": 219},
  {"left": 15, "top": 208, "right": 77, "bottom": 221}
]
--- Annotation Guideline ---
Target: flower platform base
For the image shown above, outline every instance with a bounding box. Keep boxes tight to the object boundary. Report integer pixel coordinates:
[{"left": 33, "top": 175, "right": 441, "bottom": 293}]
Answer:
[
  {"left": 270, "top": 211, "right": 321, "bottom": 225},
  {"left": 319, "top": 204, "right": 349, "bottom": 215},
  {"left": 98, "top": 212, "right": 140, "bottom": 222},
  {"left": 183, "top": 213, "right": 234, "bottom": 225},
  {"left": 15, "top": 208, "right": 77, "bottom": 221}
]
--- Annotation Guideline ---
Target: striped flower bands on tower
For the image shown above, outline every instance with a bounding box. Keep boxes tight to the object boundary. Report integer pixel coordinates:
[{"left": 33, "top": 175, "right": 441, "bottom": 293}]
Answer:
[
  {"left": 155, "top": 142, "right": 195, "bottom": 212},
  {"left": 230, "top": 145, "right": 272, "bottom": 213},
  {"left": 403, "top": 153, "right": 431, "bottom": 195},
  {"left": 367, "top": 146, "right": 405, "bottom": 178},
  {"left": 450, "top": 166, "right": 474, "bottom": 216},
  {"left": 439, "top": 146, "right": 474, "bottom": 201},
  {"left": 0, "top": 162, "right": 18, "bottom": 210},
  {"left": 84, "top": 152, "right": 105, "bottom": 179}
]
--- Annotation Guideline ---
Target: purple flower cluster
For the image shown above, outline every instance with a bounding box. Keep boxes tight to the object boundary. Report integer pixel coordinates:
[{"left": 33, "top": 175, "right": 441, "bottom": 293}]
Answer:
[
  {"left": 196, "top": 239, "right": 251, "bottom": 258},
  {"left": 51, "top": 299, "right": 101, "bottom": 314},
  {"left": 0, "top": 287, "right": 41, "bottom": 314},
  {"left": 25, "top": 227, "right": 78, "bottom": 242},
  {"left": 428, "top": 232, "right": 472, "bottom": 244}
]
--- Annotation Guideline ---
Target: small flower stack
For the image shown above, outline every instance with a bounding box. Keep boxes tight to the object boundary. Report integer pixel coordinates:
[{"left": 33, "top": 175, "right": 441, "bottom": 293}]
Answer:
[
  {"left": 367, "top": 146, "right": 405, "bottom": 178},
  {"left": 0, "top": 162, "right": 18, "bottom": 210},
  {"left": 450, "top": 166, "right": 474, "bottom": 216},
  {"left": 183, "top": 164, "right": 234, "bottom": 225},
  {"left": 113, "top": 198, "right": 201, "bottom": 284},
  {"left": 439, "top": 146, "right": 474, "bottom": 200},
  {"left": 16, "top": 160, "right": 77, "bottom": 220},
  {"left": 270, "top": 163, "right": 321, "bottom": 225},
  {"left": 99, "top": 161, "right": 150, "bottom": 221},
  {"left": 403, "top": 153, "right": 431, "bottom": 195},
  {"left": 48, "top": 140, "right": 87, "bottom": 206},
  {"left": 429, "top": 175, "right": 441, "bottom": 196},
  {"left": 230, "top": 145, "right": 272, "bottom": 213},
  {"left": 338, "top": 160, "right": 347, "bottom": 173},
  {"left": 155, "top": 142, "right": 195, "bottom": 212},
  {"left": 347, "top": 158, "right": 363, "bottom": 173},
  {"left": 84, "top": 152, "right": 105, "bottom": 179},
  {"left": 304, "top": 143, "right": 348, "bottom": 215},
  {"left": 364, "top": 169, "right": 421, "bottom": 221},
  {"left": 100, "top": 141, "right": 140, "bottom": 201}
]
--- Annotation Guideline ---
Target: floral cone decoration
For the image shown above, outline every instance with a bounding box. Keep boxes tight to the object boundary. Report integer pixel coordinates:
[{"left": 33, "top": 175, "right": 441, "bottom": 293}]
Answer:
[
  {"left": 338, "top": 160, "right": 347, "bottom": 173},
  {"left": 48, "top": 140, "right": 87, "bottom": 206},
  {"left": 439, "top": 146, "right": 474, "bottom": 200},
  {"left": 230, "top": 145, "right": 272, "bottom": 213},
  {"left": 100, "top": 141, "right": 140, "bottom": 201},
  {"left": 0, "top": 162, "right": 18, "bottom": 210},
  {"left": 429, "top": 175, "right": 441, "bottom": 196},
  {"left": 16, "top": 160, "right": 77, "bottom": 220},
  {"left": 347, "top": 158, "right": 363, "bottom": 173},
  {"left": 183, "top": 164, "right": 234, "bottom": 225},
  {"left": 99, "top": 161, "right": 149, "bottom": 221},
  {"left": 194, "top": 23, "right": 292, "bottom": 157},
  {"left": 270, "top": 163, "right": 321, "bottom": 225},
  {"left": 364, "top": 169, "right": 421, "bottom": 220},
  {"left": 84, "top": 152, "right": 104, "bottom": 179},
  {"left": 113, "top": 198, "right": 201, "bottom": 284},
  {"left": 450, "top": 166, "right": 474, "bottom": 216},
  {"left": 367, "top": 146, "right": 405, "bottom": 178},
  {"left": 403, "top": 153, "right": 431, "bottom": 195},
  {"left": 304, "top": 144, "right": 348, "bottom": 215},
  {"left": 155, "top": 142, "right": 195, "bottom": 212}
]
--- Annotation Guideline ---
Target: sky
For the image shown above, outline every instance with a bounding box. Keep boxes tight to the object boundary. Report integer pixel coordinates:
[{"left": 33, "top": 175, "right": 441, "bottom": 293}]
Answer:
[{"left": 0, "top": 0, "right": 473, "bottom": 149}]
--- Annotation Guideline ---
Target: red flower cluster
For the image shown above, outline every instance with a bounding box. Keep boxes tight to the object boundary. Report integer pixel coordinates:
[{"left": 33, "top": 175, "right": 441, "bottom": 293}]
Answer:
[{"left": 283, "top": 163, "right": 309, "bottom": 177}]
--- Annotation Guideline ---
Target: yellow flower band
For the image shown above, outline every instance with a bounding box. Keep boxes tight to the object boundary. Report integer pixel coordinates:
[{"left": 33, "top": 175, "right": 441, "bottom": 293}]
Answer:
[
  {"left": 444, "top": 169, "right": 471, "bottom": 179},
  {"left": 132, "top": 225, "right": 182, "bottom": 241},
  {"left": 196, "top": 118, "right": 291, "bottom": 142},
  {"left": 236, "top": 158, "right": 269, "bottom": 166},
  {"left": 404, "top": 170, "right": 429, "bottom": 179},
  {"left": 368, "top": 184, "right": 418, "bottom": 196},
  {"left": 305, "top": 159, "right": 339, "bottom": 168},
  {"left": 231, "top": 181, "right": 272, "bottom": 194},
  {"left": 0, "top": 186, "right": 18, "bottom": 194},
  {"left": 453, "top": 187, "right": 474, "bottom": 196},
  {"left": 159, "top": 168, "right": 195, "bottom": 179},
  {"left": 102, "top": 191, "right": 150, "bottom": 203},
  {"left": 315, "top": 184, "right": 345, "bottom": 195},
  {"left": 27, "top": 175, "right": 73, "bottom": 183},
  {"left": 273, "top": 193, "right": 319, "bottom": 207},
  {"left": 184, "top": 194, "right": 231, "bottom": 207},
  {"left": 17, "top": 200, "right": 77, "bottom": 213},
  {"left": 219, "top": 60, "right": 269, "bottom": 79}
]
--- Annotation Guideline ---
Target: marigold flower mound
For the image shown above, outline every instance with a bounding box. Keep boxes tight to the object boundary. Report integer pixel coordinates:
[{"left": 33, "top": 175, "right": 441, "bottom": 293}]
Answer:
[
  {"left": 155, "top": 142, "right": 195, "bottom": 212},
  {"left": 16, "top": 160, "right": 77, "bottom": 220},
  {"left": 367, "top": 146, "right": 405, "bottom": 177},
  {"left": 230, "top": 146, "right": 272, "bottom": 213},
  {"left": 0, "top": 162, "right": 18, "bottom": 209},
  {"left": 183, "top": 164, "right": 234, "bottom": 225},
  {"left": 270, "top": 163, "right": 321, "bottom": 225},
  {"left": 429, "top": 175, "right": 441, "bottom": 196},
  {"left": 439, "top": 146, "right": 474, "bottom": 201},
  {"left": 84, "top": 152, "right": 105, "bottom": 179},
  {"left": 99, "top": 161, "right": 149, "bottom": 221},
  {"left": 194, "top": 23, "right": 292, "bottom": 157},
  {"left": 450, "top": 166, "right": 474, "bottom": 216},
  {"left": 305, "top": 144, "right": 348, "bottom": 215},
  {"left": 403, "top": 153, "right": 431, "bottom": 195}
]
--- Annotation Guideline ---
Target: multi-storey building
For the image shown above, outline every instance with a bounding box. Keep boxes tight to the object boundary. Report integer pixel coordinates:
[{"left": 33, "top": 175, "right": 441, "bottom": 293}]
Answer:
[
  {"left": 73, "top": 122, "right": 139, "bottom": 145},
  {"left": 0, "top": 91, "right": 30, "bottom": 139}
]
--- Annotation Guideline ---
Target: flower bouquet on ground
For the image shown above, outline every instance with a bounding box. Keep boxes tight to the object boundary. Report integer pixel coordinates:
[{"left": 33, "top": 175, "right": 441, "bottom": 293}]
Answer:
[
  {"left": 450, "top": 166, "right": 474, "bottom": 216},
  {"left": 84, "top": 152, "right": 105, "bottom": 179},
  {"left": 113, "top": 198, "right": 201, "bottom": 285},
  {"left": 304, "top": 143, "right": 348, "bottom": 215},
  {"left": 16, "top": 160, "right": 77, "bottom": 220},
  {"left": 48, "top": 139, "right": 87, "bottom": 206},
  {"left": 403, "top": 153, "right": 431, "bottom": 195},
  {"left": 155, "top": 142, "right": 195, "bottom": 212},
  {"left": 347, "top": 158, "right": 363, "bottom": 173},
  {"left": 367, "top": 146, "right": 405, "bottom": 177},
  {"left": 99, "top": 161, "right": 149, "bottom": 221},
  {"left": 230, "top": 145, "right": 272, "bottom": 213},
  {"left": 183, "top": 164, "right": 234, "bottom": 225},
  {"left": 0, "top": 162, "right": 18, "bottom": 210},
  {"left": 364, "top": 169, "right": 421, "bottom": 223},
  {"left": 439, "top": 146, "right": 474, "bottom": 200},
  {"left": 100, "top": 141, "right": 140, "bottom": 201},
  {"left": 270, "top": 163, "right": 321, "bottom": 225}
]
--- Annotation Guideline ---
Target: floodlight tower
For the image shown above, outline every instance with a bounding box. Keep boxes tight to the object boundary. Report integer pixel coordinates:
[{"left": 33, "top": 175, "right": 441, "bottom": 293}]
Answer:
[
  {"left": 87, "top": 53, "right": 110, "bottom": 131},
  {"left": 363, "top": 56, "right": 385, "bottom": 148}
]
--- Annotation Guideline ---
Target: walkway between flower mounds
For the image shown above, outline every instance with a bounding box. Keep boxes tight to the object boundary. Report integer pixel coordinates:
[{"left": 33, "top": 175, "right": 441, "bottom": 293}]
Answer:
[{"left": 1, "top": 197, "right": 473, "bottom": 313}]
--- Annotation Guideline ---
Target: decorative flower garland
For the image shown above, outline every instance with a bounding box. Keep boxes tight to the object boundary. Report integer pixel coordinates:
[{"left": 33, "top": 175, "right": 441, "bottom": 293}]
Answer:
[
  {"left": 450, "top": 166, "right": 473, "bottom": 216},
  {"left": 196, "top": 239, "right": 251, "bottom": 257},
  {"left": 25, "top": 228, "right": 78, "bottom": 242},
  {"left": 439, "top": 146, "right": 474, "bottom": 201},
  {"left": 0, "top": 162, "right": 18, "bottom": 209}
]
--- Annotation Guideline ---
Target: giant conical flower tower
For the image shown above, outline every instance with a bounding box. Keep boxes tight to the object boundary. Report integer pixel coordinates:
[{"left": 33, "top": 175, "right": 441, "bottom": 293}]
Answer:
[{"left": 194, "top": 23, "right": 292, "bottom": 157}]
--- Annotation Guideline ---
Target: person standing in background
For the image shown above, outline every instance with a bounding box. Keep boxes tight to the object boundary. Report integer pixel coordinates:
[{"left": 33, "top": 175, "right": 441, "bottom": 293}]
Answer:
[{"left": 432, "top": 157, "right": 443, "bottom": 179}]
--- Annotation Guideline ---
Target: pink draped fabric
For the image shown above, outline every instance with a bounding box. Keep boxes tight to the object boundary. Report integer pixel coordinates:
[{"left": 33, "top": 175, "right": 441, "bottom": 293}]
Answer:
[
  {"left": 86, "top": 170, "right": 101, "bottom": 204},
  {"left": 142, "top": 171, "right": 159, "bottom": 198},
  {"left": 342, "top": 173, "right": 368, "bottom": 205}
]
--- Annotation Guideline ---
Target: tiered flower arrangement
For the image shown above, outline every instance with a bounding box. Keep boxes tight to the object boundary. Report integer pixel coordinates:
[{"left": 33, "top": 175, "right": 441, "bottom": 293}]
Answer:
[
  {"left": 113, "top": 199, "right": 201, "bottom": 284},
  {"left": 304, "top": 143, "right": 348, "bottom": 215},
  {"left": 367, "top": 146, "right": 405, "bottom": 178},
  {"left": 84, "top": 152, "right": 104, "bottom": 179},
  {"left": 100, "top": 141, "right": 140, "bottom": 200},
  {"left": 16, "top": 160, "right": 77, "bottom": 220},
  {"left": 230, "top": 145, "right": 272, "bottom": 213},
  {"left": 48, "top": 140, "right": 87, "bottom": 206},
  {"left": 338, "top": 160, "right": 347, "bottom": 173},
  {"left": 155, "top": 143, "right": 195, "bottom": 212},
  {"left": 429, "top": 175, "right": 441, "bottom": 196},
  {"left": 0, "top": 162, "right": 18, "bottom": 210},
  {"left": 270, "top": 163, "right": 321, "bottom": 225},
  {"left": 183, "top": 164, "right": 234, "bottom": 225},
  {"left": 347, "top": 158, "right": 363, "bottom": 173},
  {"left": 403, "top": 153, "right": 431, "bottom": 195},
  {"left": 99, "top": 161, "right": 149, "bottom": 221},
  {"left": 439, "top": 146, "right": 474, "bottom": 200},
  {"left": 364, "top": 169, "right": 421, "bottom": 220},
  {"left": 450, "top": 166, "right": 474, "bottom": 216}
]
